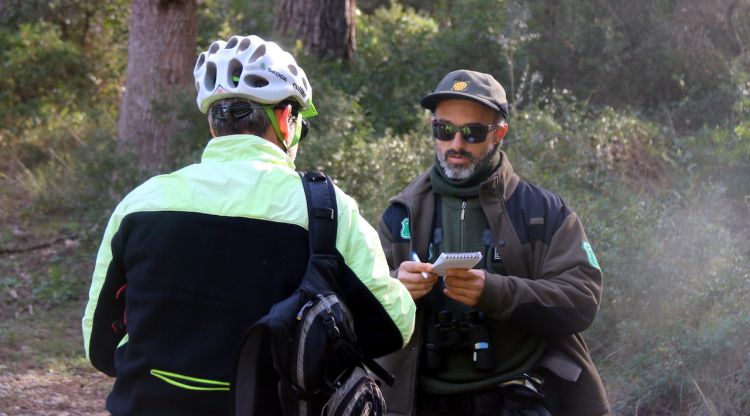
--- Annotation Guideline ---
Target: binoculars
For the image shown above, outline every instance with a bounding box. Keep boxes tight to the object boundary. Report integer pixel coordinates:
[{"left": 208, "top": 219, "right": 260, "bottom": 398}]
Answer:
[{"left": 424, "top": 310, "right": 495, "bottom": 371}]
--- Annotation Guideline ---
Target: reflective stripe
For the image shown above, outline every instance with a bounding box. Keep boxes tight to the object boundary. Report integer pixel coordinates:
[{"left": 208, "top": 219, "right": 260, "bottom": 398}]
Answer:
[
  {"left": 117, "top": 334, "right": 128, "bottom": 348},
  {"left": 150, "top": 369, "right": 230, "bottom": 391}
]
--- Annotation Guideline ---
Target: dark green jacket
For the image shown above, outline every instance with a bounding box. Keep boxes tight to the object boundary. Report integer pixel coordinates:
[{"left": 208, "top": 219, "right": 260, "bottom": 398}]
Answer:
[{"left": 376, "top": 152, "right": 610, "bottom": 416}]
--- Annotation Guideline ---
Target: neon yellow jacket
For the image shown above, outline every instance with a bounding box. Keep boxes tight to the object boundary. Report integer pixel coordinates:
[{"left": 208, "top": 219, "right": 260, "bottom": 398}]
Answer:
[{"left": 82, "top": 134, "right": 415, "bottom": 415}]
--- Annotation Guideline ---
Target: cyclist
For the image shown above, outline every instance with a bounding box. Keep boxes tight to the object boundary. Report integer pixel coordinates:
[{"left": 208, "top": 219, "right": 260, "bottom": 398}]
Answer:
[{"left": 82, "top": 34, "right": 415, "bottom": 415}]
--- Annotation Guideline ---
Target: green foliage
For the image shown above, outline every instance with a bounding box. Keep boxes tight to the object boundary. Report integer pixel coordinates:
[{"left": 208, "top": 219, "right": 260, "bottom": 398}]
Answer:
[
  {"left": 1, "top": 1, "right": 749, "bottom": 413},
  {"left": 507, "top": 89, "right": 669, "bottom": 192},
  {"left": 0, "top": 0, "right": 128, "bottom": 204},
  {"left": 17, "top": 121, "right": 140, "bottom": 218},
  {"left": 329, "top": 2, "right": 441, "bottom": 134},
  {"left": 524, "top": 0, "right": 750, "bottom": 129},
  {"left": 292, "top": 57, "right": 433, "bottom": 221},
  {"left": 500, "top": 89, "right": 750, "bottom": 413},
  {"left": 0, "top": 23, "right": 90, "bottom": 169},
  {"left": 300, "top": 127, "right": 434, "bottom": 223},
  {"left": 196, "top": 0, "right": 275, "bottom": 49},
  {"left": 32, "top": 263, "right": 81, "bottom": 303}
]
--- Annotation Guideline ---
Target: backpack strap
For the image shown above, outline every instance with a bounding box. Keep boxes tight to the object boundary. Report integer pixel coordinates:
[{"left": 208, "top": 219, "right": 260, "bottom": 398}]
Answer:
[
  {"left": 232, "top": 171, "right": 340, "bottom": 415},
  {"left": 299, "top": 170, "right": 337, "bottom": 256},
  {"left": 232, "top": 316, "right": 268, "bottom": 415},
  {"left": 233, "top": 171, "right": 394, "bottom": 416},
  {"left": 430, "top": 193, "right": 443, "bottom": 261}
]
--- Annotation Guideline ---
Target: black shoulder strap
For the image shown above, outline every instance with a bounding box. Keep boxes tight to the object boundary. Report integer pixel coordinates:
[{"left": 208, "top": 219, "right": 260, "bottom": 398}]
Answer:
[
  {"left": 430, "top": 193, "right": 443, "bottom": 260},
  {"left": 299, "top": 170, "right": 337, "bottom": 256},
  {"left": 233, "top": 320, "right": 266, "bottom": 415},
  {"left": 233, "top": 171, "right": 338, "bottom": 416},
  {"left": 301, "top": 171, "right": 396, "bottom": 387}
]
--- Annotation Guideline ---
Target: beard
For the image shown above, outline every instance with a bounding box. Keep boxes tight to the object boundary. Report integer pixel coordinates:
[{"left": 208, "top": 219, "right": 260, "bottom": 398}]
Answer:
[{"left": 436, "top": 142, "right": 499, "bottom": 180}]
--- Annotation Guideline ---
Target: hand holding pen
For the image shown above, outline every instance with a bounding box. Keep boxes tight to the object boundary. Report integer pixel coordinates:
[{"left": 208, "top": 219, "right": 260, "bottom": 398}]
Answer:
[
  {"left": 410, "top": 251, "right": 431, "bottom": 279},
  {"left": 396, "top": 251, "right": 437, "bottom": 301}
]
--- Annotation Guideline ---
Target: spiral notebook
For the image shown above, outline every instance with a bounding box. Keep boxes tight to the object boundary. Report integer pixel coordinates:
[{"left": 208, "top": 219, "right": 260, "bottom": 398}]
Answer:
[{"left": 431, "top": 251, "right": 483, "bottom": 275}]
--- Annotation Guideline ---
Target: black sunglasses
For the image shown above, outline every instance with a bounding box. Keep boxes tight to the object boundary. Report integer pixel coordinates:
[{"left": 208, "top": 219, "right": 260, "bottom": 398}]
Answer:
[
  {"left": 299, "top": 118, "right": 310, "bottom": 141},
  {"left": 431, "top": 121, "right": 499, "bottom": 144}
]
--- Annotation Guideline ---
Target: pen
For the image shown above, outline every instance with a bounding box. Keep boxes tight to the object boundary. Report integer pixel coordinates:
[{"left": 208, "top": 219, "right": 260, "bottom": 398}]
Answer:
[{"left": 410, "top": 251, "right": 430, "bottom": 279}]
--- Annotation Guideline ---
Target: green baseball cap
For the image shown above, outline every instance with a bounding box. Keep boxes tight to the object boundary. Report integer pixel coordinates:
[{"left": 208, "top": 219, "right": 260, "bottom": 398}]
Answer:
[{"left": 421, "top": 69, "right": 508, "bottom": 117}]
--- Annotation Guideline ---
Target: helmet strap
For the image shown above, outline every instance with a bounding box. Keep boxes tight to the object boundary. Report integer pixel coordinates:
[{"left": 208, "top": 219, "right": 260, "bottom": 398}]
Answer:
[
  {"left": 264, "top": 106, "right": 289, "bottom": 151},
  {"left": 291, "top": 117, "right": 303, "bottom": 147}
]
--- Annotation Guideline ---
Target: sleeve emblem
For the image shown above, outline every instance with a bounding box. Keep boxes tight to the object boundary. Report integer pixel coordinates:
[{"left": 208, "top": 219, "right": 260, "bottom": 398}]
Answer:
[
  {"left": 581, "top": 241, "right": 601, "bottom": 270},
  {"left": 400, "top": 218, "right": 411, "bottom": 240}
]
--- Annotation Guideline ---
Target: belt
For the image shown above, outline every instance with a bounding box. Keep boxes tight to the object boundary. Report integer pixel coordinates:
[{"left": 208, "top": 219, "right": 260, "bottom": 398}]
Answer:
[{"left": 418, "top": 389, "right": 505, "bottom": 415}]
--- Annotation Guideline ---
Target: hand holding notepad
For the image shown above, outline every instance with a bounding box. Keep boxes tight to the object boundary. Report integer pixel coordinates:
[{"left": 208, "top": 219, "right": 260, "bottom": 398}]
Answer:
[{"left": 431, "top": 251, "right": 483, "bottom": 275}]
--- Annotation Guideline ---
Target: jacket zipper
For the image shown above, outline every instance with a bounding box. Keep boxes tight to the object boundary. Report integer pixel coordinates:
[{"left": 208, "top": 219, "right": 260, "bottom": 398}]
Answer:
[{"left": 460, "top": 200, "right": 467, "bottom": 251}]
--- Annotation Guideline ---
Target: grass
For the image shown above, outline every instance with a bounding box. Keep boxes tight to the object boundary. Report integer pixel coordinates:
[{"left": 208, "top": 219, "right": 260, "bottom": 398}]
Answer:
[
  {"left": 0, "top": 299, "right": 90, "bottom": 371},
  {"left": 0, "top": 183, "right": 111, "bottom": 414}
]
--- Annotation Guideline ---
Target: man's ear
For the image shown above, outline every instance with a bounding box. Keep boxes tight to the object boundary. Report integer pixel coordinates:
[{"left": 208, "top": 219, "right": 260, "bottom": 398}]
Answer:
[
  {"left": 495, "top": 122, "right": 509, "bottom": 140},
  {"left": 273, "top": 105, "right": 293, "bottom": 140},
  {"left": 208, "top": 114, "right": 218, "bottom": 138}
]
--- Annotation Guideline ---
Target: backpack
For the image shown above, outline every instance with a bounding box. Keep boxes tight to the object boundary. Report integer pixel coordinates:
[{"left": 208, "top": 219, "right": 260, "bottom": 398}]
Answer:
[{"left": 232, "top": 170, "right": 394, "bottom": 416}]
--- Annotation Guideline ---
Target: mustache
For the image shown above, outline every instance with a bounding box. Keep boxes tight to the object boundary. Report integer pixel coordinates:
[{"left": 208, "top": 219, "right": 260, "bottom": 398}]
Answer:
[{"left": 443, "top": 149, "right": 475, "bottom": 159}]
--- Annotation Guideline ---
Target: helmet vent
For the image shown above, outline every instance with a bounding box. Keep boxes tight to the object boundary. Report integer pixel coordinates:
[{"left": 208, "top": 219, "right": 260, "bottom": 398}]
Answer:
[
  {"left": 226, "top": 36, "right": 239, "bottom": 49},
  {"left": 208, "top": 42, "right": 221, "bottom": 55},
  {"left": 248, "top": 44, "right": 266, "bottom": 63},
  {"left": 205, "top": 62, "right": 217, "bottom": 91},
  {"left": 195, "top": 81, "right": 200, "bottom": 92},
  {"left": 287, "top": 65, "right": 298, "bottom": 76},
  {"left": 303, "top": 77, "right": 309, "bottom": 91},
  {"left": 244, "top": 75, "right": 269, "bottom": 88},
  {"left": 195, "top": 53, "right": 206, "bottom": 71},
  {"left": 228, "top": 59, "right": 242, "bottom": 87},
  {"left": 238, "top": 37, "right": 251, "bottom": 52}
]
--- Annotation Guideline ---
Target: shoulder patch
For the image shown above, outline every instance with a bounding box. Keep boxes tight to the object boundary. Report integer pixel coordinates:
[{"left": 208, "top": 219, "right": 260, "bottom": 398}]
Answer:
[
  {"left": 581, "top": 241, "right": 601, "bottom": 270},
  {"left": 400, "top": 218, "right": 411, "bottom": 240},
  {"left": 382, "top": 203, "right": 410, "bottom": 242}
]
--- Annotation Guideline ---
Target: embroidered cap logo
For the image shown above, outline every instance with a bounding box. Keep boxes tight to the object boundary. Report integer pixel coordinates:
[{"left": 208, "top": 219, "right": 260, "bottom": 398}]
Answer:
[{"left": 452, "top": 81, "right": 469, "bottom": 91}]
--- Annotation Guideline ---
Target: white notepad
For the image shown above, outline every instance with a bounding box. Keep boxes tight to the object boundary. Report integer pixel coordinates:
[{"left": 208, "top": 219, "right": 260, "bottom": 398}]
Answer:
[{"left": 431, "top": 251, "right": 483, "bottom": 275}]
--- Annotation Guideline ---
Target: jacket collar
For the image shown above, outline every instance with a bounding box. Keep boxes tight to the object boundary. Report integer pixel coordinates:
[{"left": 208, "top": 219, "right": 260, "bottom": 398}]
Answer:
[
  {"left": 386, "top": 151, "right": 519, "bottom": 257},
  {"left": 201, "top": 134, "right": 296, "bottom": 170}
]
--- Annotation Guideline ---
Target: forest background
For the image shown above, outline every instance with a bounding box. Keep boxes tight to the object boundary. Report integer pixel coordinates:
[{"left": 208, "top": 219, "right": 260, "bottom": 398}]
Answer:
[{"left": 0, "top": 0, "right": 748, "bottom": 415}]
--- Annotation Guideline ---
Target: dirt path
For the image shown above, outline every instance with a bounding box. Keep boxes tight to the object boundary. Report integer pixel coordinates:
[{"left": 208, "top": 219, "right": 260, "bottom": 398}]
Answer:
[
  {"left": 0, "top": 297, "right": 112, "bottom": 415},
  {"left": 0, "top": 367, "right": 110, "bottom": 416}
]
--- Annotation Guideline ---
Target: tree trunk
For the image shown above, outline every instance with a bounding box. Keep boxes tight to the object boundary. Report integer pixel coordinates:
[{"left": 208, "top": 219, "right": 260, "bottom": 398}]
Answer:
[
  {"left": 117, "top": 0, "right": 197, "bottom": 173},
  {"left": 274, "top": 0, "right": 356, "bottom": 60}
]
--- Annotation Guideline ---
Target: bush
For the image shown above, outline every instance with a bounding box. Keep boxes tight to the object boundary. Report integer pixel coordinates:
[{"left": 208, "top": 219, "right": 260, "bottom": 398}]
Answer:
[
  {"left": 292, "top": 68, "right": 435, "bottom": 222},
  {"left": 0, "top": 23, "right": 91, "bottom": 172},
  {"left": 3, "top": 3, "right": 750, "bottom": 414},
  {"left": 495, "top": 90, "right": 749, "bottom": 414}
]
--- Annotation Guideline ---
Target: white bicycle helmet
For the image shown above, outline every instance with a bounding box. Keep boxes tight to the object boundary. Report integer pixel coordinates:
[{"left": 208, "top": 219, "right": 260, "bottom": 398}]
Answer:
[{"left": 194, "top": 35, "right": 317, "bottom": 117}]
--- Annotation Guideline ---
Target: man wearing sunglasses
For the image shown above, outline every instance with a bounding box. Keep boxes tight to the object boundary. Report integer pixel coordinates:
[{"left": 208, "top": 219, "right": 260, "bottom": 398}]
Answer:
[
  {"left": 376, "top": 70, "right": 609, "bottom": 415},
  {"left": 82, "top": 35, "right": 416, "bottom": 415}
]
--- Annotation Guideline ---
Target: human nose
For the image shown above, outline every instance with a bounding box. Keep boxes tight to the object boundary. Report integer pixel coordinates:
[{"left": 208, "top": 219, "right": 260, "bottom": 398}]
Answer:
[{"left": 449, "top": 131, "right": 468, "bottom": 150}]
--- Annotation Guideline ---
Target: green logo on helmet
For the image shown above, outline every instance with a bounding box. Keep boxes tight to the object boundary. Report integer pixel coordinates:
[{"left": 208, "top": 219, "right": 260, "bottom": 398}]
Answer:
[
  {"left": 400, "top": 218, "right": 411, "bottom": 240},
  {"left": 581, "top": 241, "right": 601, "bottom": 270}
]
